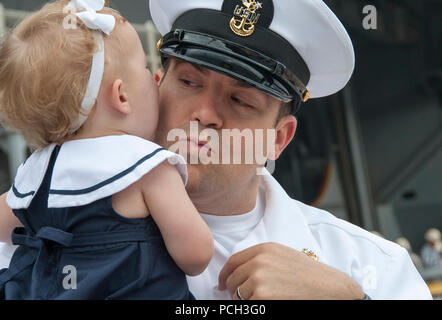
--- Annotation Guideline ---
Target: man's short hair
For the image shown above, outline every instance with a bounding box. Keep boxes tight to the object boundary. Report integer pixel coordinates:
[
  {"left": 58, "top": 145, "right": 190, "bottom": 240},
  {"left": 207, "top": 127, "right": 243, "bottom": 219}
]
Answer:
[{"left": 276, "top": 102, "right": 292, "bottom": 125}]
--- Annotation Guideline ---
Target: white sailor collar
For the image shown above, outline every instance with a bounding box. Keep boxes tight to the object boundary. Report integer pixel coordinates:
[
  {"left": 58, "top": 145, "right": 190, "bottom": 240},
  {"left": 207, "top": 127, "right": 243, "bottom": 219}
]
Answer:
[{"left": 7, "top": 135, "right": 187, "bottom": 210}]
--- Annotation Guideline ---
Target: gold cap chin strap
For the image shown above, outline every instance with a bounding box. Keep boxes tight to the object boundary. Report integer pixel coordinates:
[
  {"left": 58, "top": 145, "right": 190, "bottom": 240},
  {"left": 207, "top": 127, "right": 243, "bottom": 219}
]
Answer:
[{"left": 302, "top": 90, "right": 310, "bottom": 102}]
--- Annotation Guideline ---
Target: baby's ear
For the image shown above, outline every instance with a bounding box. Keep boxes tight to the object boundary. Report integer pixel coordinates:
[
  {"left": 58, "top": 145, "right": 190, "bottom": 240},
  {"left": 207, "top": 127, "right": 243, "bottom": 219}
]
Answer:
[{"left": 109, "top": 79, "right": 131, "bottom": 115}]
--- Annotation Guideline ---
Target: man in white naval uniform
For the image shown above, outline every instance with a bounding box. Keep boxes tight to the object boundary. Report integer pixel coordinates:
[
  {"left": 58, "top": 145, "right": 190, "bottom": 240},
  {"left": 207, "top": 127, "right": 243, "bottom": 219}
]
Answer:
[
  {"left": 149, "top": 0, "right": 432, "bottom": 300},
  {"left": 0, "top": 0, "right": 432, "bottom": 300}
]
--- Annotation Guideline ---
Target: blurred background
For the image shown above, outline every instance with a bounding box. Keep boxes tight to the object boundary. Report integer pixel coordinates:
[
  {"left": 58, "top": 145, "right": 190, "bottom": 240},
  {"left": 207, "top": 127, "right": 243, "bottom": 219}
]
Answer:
[{"left": 0, "top": 0, "right": 440, "bottom": 298}]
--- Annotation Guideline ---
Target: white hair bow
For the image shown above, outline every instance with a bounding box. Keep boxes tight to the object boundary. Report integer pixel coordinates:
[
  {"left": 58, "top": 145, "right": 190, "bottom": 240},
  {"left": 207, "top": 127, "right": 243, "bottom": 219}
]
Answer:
[
  {"left": 67, "top": 0, "right": 115, "bottom": 35},
  {"left": 66, "top": 0, "right": 116, "bottom": 134}
]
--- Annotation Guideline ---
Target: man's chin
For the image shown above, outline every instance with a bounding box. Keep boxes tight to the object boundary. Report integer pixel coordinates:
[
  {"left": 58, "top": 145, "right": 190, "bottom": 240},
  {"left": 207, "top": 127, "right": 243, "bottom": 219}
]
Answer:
[
  {"left": 184, "top": 164, "right": 203, "bottom": 194},
  {"left": 184, "top": 163, "right": 220, "bottom": 195}
]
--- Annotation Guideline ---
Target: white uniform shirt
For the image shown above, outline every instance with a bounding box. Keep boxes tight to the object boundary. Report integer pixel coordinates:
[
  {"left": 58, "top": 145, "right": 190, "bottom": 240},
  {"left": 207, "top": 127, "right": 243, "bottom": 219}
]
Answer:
[
  {"left": 186, "top": 171, "right": 432, "bottom": 300},
  {"left": 199, "top": 187, "right": 264, "bottom": 255}
]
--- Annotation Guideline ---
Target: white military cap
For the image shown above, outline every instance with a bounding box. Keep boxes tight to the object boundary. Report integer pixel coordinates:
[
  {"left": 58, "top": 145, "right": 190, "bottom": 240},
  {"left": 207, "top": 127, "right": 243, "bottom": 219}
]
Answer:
[{"left": 150, "top": 0, "right": 355, "bottom": 111}]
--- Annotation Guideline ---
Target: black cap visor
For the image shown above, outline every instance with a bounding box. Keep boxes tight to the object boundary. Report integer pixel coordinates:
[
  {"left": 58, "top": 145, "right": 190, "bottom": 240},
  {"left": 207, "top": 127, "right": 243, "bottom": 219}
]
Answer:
[{"left": 159, "top": 29, "right": 307, "bottom": 104}]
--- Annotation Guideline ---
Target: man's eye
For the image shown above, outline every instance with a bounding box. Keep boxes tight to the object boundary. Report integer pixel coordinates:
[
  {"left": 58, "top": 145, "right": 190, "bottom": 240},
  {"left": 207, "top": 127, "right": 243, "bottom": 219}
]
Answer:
[
  {"left": 180, "top": 79, "right": 198, "bottom": 87},
  {"left": 232, "top": 96, "right": 253, "bottom": 108}
]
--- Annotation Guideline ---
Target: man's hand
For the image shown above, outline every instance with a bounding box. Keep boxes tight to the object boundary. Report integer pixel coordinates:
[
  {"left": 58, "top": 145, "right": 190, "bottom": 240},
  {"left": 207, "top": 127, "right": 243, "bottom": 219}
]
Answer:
[{"left": 218, "top": 242, "right": 365, "bottom": 300}]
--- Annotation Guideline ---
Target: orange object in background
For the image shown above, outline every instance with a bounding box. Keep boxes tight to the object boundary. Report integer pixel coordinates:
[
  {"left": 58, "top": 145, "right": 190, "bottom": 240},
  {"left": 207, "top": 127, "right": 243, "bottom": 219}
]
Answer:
[{"left": 427, "top": 281, "right": 442, "bottom": 299}]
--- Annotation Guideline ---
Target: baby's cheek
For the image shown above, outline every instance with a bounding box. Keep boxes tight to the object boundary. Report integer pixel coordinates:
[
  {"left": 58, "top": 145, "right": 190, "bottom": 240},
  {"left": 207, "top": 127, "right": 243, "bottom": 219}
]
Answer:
[{"left": 145, "top": 108, "right": 159, "bottom": 141}]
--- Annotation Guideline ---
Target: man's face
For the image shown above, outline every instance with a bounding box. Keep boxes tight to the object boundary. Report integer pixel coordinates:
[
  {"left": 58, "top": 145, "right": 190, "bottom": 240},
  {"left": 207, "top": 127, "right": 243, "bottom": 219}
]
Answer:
[{"left": 154, "top": 58, "right": 295, "bottom": 213}]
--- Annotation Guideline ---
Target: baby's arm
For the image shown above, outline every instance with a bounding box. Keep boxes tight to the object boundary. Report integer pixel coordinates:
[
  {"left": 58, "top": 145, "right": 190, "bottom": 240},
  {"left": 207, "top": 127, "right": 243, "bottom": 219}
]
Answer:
[
  {"left": 0, "top": 192, "right": 23, "bottom": 244},
  {"left": 141, "top": 162, "right": 214, "bottom": 276}
]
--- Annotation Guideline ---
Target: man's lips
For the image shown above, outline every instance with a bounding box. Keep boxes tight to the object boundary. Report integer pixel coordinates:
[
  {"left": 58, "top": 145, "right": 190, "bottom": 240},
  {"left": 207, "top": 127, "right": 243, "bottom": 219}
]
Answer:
[{"left": 183, "top": 138, "right": 212, "bottom": 152}]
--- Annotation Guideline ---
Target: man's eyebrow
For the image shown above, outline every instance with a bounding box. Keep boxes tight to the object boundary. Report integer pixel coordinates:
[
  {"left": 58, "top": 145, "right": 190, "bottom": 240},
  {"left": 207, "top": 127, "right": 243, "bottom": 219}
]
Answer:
[
  {"left": 192, "top": 63, "right": 210, "bottom": 75},
  {"left": 173, "top": 59, "right": 270, "bottom": 105},
  {"left": 233, "top": 79, "right": 254, "bottom": 89},
  {"left": 174, "top": 60, "right": 252, "bottom": 86},
  {"left": 174, "top": 60, "right": 210, "bottom": 75},
  {"left": 233, "top": 80, "right": 270, "bottom": 105}
]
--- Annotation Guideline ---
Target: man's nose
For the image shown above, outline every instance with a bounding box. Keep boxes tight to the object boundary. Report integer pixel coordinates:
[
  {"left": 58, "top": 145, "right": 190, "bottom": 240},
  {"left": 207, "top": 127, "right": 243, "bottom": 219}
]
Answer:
[{"left": 190, "top": 90, "right": 223, "bottom": 129}]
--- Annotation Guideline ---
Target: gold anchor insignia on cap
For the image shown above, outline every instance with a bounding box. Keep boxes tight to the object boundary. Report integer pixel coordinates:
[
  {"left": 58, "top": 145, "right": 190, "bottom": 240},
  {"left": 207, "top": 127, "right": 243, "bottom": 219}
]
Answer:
[
  {"left": 229, "top": 0, "right": 262, "bottom": 37},
  {"left": 302, "top": 249, "right": 319, "bottom": 261}
]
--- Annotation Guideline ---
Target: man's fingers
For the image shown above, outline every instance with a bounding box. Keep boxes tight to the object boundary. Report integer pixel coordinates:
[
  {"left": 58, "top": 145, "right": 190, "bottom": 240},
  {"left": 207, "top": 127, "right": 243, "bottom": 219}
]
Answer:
[
  {"left": 218, "top": 243, "right": 274, "bottom": 290},
  {"left": 231, "top": 278, "right": 253, "bottom": 300},
  {"left": 224, "top": 258, "right": 257, "bottom": 296}
]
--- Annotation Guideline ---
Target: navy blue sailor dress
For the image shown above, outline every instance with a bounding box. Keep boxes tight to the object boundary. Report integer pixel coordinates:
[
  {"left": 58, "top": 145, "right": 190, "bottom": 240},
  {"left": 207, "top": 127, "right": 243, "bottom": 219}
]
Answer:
[{"left": 0, "top": 135, "right": 195, "bottom": 300}]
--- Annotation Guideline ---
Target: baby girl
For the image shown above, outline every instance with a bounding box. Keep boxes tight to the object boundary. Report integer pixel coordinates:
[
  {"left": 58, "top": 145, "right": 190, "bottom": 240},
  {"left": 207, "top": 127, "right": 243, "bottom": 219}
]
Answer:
[{"left": 0, "top": 0, "right": 213, "bottom": 299}]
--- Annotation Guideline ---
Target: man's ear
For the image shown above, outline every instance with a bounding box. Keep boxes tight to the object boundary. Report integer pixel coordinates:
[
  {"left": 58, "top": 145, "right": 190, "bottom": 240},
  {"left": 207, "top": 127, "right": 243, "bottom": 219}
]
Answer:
[
  {"left": 268, "top": 115, "right": 297, "bottom": 161},
  {"left": 154, "top": 69, "right": 165, "bottom": 85},
  {"left": 110, "top": 79, "right": 131, "bottom": 115}
]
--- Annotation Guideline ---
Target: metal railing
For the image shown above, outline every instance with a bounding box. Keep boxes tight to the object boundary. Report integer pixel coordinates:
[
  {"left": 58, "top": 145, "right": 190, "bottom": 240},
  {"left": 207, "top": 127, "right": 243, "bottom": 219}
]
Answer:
[{"left": 0, "top": 4, "right": 162, "bottom": 184}]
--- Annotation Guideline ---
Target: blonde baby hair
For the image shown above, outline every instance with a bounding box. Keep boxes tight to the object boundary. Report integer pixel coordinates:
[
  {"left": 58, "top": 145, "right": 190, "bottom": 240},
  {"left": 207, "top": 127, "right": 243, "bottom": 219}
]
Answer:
[{"left": 0, "top": 0, "right": 126, "bottom": 149}]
